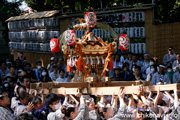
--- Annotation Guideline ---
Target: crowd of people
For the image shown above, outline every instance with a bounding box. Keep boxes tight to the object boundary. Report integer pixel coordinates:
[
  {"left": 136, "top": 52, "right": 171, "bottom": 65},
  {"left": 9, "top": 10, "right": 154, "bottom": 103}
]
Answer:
[{"left": 0, "top": 46, "right": 180, "bottom": 120}]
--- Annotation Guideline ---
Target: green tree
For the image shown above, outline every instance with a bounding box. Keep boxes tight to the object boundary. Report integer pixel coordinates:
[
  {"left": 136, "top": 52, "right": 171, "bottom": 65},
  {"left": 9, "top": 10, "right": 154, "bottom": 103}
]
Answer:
[
  {"left": 0, "top": 0, "right": 21, "bottom": 62},
  {"left": 0, "top": 0, "right": 21, "bottom": 41},
  {"left": 0, "top": 0, "right": 21, "bottom": 20},
  {"left": 154, "top": 0, "right": 176, "bottom": 24},
  {"left": 24, "top": 0, "right": 180, "bottom": 24}
]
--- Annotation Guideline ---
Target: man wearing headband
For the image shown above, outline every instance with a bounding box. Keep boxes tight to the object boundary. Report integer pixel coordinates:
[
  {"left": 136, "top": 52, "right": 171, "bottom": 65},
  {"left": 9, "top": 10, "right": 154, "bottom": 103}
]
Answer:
[
  {"left": 163, "top": 46, "right": 176, "bottom": 66},
  {"left": 173, "top": 63, "right": 180, "bottom": 83},
  {"left": 151, "top": 64, "right": 171, "bottom": 85}
]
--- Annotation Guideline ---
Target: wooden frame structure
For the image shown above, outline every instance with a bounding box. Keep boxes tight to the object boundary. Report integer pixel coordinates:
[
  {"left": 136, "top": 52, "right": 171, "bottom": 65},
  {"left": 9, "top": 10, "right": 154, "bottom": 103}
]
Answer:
[{"left": 31, "top": 81, "right": 180, "bottom": 95}]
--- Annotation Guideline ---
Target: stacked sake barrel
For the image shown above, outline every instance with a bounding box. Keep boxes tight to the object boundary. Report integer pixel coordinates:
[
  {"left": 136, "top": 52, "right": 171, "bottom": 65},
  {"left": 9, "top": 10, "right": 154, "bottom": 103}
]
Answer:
[{"left": 7, "top": 11, "right": 60, "bottom": 53}]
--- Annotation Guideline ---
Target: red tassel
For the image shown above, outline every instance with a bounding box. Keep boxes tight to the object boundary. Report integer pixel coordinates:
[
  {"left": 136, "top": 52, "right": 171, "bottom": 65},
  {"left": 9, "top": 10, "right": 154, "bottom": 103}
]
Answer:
[
  {"left": 77, "top": 57, "right": 82, "bottom": 72},
  {"left": 108, "top": 57, "right": 113, "bottom": 70}
]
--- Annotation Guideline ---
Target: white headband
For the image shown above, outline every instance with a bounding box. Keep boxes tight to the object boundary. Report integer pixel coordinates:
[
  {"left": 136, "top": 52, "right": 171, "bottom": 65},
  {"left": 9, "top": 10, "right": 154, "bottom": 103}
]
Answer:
[
  {"left": 159, "top": 65, "right": 166, "bottom": 68},
  {"left": 63, "top": 103, "right": 76, "bottom": 108}
]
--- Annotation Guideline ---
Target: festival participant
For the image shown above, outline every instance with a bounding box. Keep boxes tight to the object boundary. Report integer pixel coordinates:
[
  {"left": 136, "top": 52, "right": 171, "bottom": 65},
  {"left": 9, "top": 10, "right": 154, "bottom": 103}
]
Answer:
[
  {"left": 152, "top": 87, "right": 175, "bottom": 120},
  {"left": 39, "top": 68, "right": 51, "bottom": 82},
  {"left": 141, "top": 54, "right": 151, "bottom": 79},
  {"left": 58, "top": 57, "right": 68, "bottom": 78},
  {"left": 163, "top": 46, "right": 176, "bottom": 66},
  {"left": 2, "top": 79, "right": 14, "bottom": 98},
  {"left": 113, "top": 54, "right": 123, "bottom": 69},
  {"left": 121, "top": 62, "right": 131, "bottom": 81},
  {"left": 50, "top": 65, "right": 60, "bottom": 81},
  {"left": 47, "top": 88, "right": 69, "bottom": 120},
  {"left": 138, "top": 54, "right": 144, "bottom": 65},
  {"left": 169, "top": 89, "right": 180, "bottom": 119},
  {"left": 9, "top": 66, "right": 18, "bottom": 81},
  {"left": 151, "top": 64, "right": 171, "bottom": 85},
  {"left": 99, "top": 88, "right": 133, "bottom": 120},
  {"left": 45, "top": 93, "right": 62, "bottom": 117},
  {"left": 173, "top": 64, "right": 180, "bottom": 83},
  {"left": 6, "top": 61, "right": 13, "bottom": 69},
  {"left": 145, "top": 58, "right": 156, "bottom": 75},
  {"left": 97, "top": 92, "right": 118, "bottom": 120},
  {"left": 61, "top": 89, "right": 89, "bottom": 120},
  {"left": 24, "top": 63, "right": 36, "bottom": 81},
  {"left": 124, "top": 52, "right": 132, "bottom": 64},
  {"left": 30, "top": 96, "right": 47, "bottom": 120},
  {"left": 166, "top": 65, "right": 175, "bottom": 83},
  {"left": 4, "top": 73, "right": 16, "bottom": 88},
  {"left": 0, "top": 90, "right": 16, "bottom": 120},
  {"left": 130, "top": 86, "right": 155, "bottom": 120},
  {"left": 66, "top": 72, "right": 74, "bottom": 82},
  {"left": 14, "top": 91, "right": 34, "bottom": 116},
  {"left": 18, "top": 52, "right": 26, "bottom": 61},
  {"left": 20, "top": 75, "right": 31, "bottom": 89},
  {"left": 112, "top": 67, "right": 124, "bottom": 81},
  {"left": 47, "top": 57, "right": 54, "bottom": 74},
  {"left": 15, "top": 59, "right": 23, "bottom": 71},
  {"left": 129, "top": 54, "right": 141, "bottom": 71},
  {"left": 56, "top": 69, "right": 69, "bottom": 82},
  {"left": 11, "top": 84, "right": 26, "bottom": 112},
  {"left": 85, "top": 97, "right": 99, "bottom": 120},
  {"left": 34, "top": 60, "right": 43, "bottom": 81},
  {"left": 172, "top": 53, "right": 180, "bottom": 71},
  {"left": 129, "top": 65, "right": 144, "bottom": 81},
  {"left": 20, "top": 75, "right": 37, "bottom": 96},
  {"left": 0, "top": 62, "right": 10, "bottom": 80},
  {"left": 15, "top": 112, "right": 35, "bottom": 120},
  {"left": 49, "top": 57, "right": 58, "bottom": 73},
  {"left": 146, "top": 64, "right": 158, "bottom": 82}
]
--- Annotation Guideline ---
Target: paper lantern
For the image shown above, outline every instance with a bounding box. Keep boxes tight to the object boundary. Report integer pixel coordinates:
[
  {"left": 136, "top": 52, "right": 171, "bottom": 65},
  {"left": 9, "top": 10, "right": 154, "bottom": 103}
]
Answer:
[
  {"left": 85, "top": 12, "right": 96, "bottom": 28},
  {"left": 50, "top": 38, "right": 60, "bottom": 53},
  {"left": 65, "top": 30, "right": 76, "bottom": 46},
  {"left": 119, "top": 34, "right": 130, "bottom": 50}
]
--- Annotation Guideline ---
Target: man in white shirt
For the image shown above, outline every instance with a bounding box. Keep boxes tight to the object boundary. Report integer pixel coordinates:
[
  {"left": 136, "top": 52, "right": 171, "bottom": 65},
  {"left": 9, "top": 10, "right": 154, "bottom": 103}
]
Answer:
[
  {"left": 50, "top": 65, "right": 60, "bottom": 81},
  {"left": 56, "top": 69, "right": 69, "bottom": 82}
]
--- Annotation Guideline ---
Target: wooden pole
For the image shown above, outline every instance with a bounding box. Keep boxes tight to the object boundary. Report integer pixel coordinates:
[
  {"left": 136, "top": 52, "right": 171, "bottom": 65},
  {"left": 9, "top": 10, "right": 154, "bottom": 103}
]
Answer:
[{"left": 30, "top": 82, "right": 180, "bottom": 95}]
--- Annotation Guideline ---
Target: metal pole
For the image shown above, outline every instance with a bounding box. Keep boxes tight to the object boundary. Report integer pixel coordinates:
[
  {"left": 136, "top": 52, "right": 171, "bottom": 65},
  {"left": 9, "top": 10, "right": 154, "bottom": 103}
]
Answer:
[
  {"left": 61, "top": 8, "right": 63, "bottom": 14},
  {"left": 101, "top": 0, "right": 103, "bottom": 9},
  {"left": 79, "top": 4, "right": 81, "bottom": 11},
  {"left": 123, "top": 0, "right": 125, "bottom": 6}
]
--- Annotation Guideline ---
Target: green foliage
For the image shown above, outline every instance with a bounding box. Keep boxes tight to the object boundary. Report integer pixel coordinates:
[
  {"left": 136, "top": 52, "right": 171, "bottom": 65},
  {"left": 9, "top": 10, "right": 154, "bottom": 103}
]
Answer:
[
  {"left": 0, "top": 0, "right": 21, "bottom": 41},
  {"left": 25, "top": 0, "right": 54, "bottom": 11},
  {"left": 0, "top": 0, "right": 21, "bottom": 58},
  {"left": 154, "top": 0, "right": 176, "bottom": 24},
  {"left": 0, "top": 0, "right": 21, "bottom": 20},
  {"left": 23, "top": 0, "right": 180, "bottom": 24}
]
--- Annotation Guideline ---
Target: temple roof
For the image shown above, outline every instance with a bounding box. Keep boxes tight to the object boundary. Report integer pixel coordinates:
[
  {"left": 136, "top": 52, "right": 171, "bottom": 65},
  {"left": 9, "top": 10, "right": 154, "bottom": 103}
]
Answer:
[{"left": 6, "top": 10, "right": 60, "bottom": 22}]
